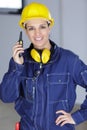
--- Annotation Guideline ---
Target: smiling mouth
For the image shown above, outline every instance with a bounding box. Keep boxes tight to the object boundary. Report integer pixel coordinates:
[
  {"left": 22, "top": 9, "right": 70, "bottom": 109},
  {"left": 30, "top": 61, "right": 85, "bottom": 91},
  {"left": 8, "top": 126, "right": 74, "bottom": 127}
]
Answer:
[{"left": 35, "top": 37, "right": 42, "bottom": 41}]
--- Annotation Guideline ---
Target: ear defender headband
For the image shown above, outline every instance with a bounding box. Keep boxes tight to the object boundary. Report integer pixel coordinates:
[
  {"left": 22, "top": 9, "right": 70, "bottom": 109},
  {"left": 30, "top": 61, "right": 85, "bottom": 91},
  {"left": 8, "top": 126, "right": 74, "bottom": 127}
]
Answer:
[{"left": 30, "top": 48, "right": 51, "bottom": 64}]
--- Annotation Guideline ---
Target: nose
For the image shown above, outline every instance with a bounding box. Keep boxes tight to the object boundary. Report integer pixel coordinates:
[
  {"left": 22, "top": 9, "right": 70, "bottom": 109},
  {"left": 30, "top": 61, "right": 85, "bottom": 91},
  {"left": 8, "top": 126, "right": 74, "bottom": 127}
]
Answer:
[{"left": 35, "top": 28, "right": 41, "bottom": 36}]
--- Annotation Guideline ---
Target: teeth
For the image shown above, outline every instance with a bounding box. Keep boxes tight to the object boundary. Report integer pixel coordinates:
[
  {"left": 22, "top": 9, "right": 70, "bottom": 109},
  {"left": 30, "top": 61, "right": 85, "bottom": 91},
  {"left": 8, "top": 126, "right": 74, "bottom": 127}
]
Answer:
[{"left": 35, "top": 37, "right": 42, "bottom": 41}]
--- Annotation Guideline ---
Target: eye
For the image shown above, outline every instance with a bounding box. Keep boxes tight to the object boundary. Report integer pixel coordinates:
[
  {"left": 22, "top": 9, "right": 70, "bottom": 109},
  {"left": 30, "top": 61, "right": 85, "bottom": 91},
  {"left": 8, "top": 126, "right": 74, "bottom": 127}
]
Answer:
[
  {"left": 27, "top": 27, "right": 35, "bottom": 31},
  {"left": 40, "top": 25, "right": 47, "bottom": 29}
]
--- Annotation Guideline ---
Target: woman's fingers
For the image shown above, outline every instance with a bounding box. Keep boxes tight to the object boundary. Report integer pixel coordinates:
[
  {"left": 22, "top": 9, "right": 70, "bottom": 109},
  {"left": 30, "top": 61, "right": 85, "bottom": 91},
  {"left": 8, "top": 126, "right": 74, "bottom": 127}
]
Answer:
[
  {"left": 55, "top": 110, "right": 75, "bottom": 126},
  {"left": 12, "top": 42, "right": 24, "bottom": 64},
  {"left": 13, "top": 42, "right": 24, "bottom": 56}
]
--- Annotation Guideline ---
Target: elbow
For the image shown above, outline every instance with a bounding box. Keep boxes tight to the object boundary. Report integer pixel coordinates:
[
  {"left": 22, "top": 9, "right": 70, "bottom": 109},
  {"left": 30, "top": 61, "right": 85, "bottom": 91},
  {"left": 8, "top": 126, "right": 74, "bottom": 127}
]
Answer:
[{"left": 0, "top": 92, "right": 18, "bottom": 103}]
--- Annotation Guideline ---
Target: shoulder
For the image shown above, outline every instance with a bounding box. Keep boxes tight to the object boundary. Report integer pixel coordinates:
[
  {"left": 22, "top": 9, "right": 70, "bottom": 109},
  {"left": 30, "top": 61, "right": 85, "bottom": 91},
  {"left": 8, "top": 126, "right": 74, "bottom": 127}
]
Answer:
[
  {"left": 51, "top": 40, "right": 77, "bottom": 58},
  {"left": 59, "top": 47, "right": 78, "bottom": 59},
  {"left": 51, "top": 40, "right": 79, "bottom": 62}
]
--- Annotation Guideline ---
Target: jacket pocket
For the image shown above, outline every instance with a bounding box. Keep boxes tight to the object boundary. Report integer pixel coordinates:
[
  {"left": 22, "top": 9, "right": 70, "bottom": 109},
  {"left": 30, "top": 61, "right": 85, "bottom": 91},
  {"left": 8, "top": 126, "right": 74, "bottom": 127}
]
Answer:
[
  {"left": 21, "top": 77, "right": 35, "bottom": 103},
  {"left": 15, "top": 97, "right": 35, "bottom": 123},
  {"left": 47, "top": 73, "right": 69, "bottom": 102}
]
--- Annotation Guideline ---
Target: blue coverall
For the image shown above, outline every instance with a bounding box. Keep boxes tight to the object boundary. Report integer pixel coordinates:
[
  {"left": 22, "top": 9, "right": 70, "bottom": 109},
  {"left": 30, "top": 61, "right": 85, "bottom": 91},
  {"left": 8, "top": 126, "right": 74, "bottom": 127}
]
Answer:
[{"left": 0, "top": 40, "right": 87, "bottom": 130}]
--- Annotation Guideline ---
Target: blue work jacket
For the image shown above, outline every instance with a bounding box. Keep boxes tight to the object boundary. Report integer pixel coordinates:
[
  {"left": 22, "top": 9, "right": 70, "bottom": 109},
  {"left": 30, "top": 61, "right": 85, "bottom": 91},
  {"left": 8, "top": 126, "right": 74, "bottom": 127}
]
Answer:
[{"left": 0, "top": 40, "right": 87, "bottom": 130}]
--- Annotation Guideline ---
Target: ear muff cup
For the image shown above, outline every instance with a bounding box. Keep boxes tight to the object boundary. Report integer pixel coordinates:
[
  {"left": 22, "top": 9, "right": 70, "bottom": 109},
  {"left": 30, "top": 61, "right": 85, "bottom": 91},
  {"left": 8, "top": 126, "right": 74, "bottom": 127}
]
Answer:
[
  {"left": 30, "top": 49, "right": 41, "bottom": 63},
  {"left": 30, "top": 48, "right": 51, "bottom": 64},
  {"left": 41, "top": 49, "right": 51, "bottom": 64}
]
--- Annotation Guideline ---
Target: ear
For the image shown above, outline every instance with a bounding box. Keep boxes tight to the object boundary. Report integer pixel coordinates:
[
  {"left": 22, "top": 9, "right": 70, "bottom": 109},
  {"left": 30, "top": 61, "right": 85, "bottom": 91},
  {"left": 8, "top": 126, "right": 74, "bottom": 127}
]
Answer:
[
  {"left": 24, "top": 28, "right": 28, "bottom": 35},
  {"left": 48, "top": 25, "right": 52, "bottom": 35},
  {"left": 49, "top": 24, "right": 52, "bottom": 30}
]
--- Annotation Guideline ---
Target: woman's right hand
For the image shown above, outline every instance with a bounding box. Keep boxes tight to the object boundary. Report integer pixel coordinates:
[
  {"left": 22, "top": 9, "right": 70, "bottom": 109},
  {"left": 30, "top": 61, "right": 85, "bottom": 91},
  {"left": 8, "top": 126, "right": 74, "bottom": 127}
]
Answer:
[{"left": 12, "top": 42, "right": 24, "bottom": 64}]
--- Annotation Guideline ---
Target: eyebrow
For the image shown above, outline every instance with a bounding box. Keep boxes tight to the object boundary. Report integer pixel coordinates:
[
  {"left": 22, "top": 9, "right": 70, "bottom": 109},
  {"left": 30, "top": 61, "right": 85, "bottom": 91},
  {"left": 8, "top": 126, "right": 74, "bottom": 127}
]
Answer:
[{"left": 25, "top": 23, "right": 48, "bottom": 29}]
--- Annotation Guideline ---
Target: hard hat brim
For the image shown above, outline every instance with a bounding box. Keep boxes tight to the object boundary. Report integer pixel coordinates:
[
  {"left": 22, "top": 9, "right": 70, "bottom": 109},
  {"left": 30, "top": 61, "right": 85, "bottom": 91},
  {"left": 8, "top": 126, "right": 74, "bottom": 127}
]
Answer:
[{"left": 19, "top": 17, "right": 54, "bottom": 29}]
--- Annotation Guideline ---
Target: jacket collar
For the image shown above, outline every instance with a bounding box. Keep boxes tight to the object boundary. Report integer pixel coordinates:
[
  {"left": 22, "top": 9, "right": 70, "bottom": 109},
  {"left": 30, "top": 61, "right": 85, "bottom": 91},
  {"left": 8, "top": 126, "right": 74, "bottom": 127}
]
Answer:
[{"left": 23, "top": 40, "right": 60, "bottom": 64}]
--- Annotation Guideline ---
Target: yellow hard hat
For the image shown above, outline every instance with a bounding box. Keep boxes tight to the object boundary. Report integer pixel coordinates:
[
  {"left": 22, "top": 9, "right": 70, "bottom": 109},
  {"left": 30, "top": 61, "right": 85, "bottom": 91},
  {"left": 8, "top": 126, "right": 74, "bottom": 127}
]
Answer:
[{"left": 19, "top": 2, "right": 54, "bottom": 28}]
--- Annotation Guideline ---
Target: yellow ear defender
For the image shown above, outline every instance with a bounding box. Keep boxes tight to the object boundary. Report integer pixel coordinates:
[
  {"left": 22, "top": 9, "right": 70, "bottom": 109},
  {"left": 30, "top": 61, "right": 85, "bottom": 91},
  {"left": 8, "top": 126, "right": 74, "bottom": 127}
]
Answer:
[{"left": 30, "top": 48, "right": 51, "bottom": 64}]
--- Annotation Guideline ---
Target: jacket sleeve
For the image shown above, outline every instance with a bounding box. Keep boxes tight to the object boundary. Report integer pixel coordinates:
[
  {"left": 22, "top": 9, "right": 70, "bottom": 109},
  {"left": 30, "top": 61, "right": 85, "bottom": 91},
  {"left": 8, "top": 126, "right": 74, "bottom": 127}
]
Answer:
[
  {"left": 71, "top": 56, "right": 87, "bottom": 125},
  {"left": 0, "top": 58, "right": 24, "bottom": 103}
]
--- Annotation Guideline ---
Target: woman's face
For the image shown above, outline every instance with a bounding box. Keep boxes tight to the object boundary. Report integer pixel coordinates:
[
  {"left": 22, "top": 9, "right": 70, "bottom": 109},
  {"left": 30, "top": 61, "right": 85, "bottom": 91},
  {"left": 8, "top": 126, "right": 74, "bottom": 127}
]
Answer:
[{"left": 25, "top": 19, "right": 51, "bottom": 50}]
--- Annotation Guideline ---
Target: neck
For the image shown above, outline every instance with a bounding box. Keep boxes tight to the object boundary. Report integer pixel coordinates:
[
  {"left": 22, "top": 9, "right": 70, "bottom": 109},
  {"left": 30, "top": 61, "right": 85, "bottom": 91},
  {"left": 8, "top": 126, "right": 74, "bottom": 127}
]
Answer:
[{"left": 34, "top": 41, "right": 51, "bottom": 50}]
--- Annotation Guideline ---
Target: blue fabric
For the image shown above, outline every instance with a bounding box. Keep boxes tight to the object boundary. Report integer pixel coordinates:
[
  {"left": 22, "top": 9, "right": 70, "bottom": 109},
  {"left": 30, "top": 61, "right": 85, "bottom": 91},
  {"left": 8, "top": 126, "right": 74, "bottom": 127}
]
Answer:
[{"left": 0, "top": 40, "right": 87, "bottom": 130}]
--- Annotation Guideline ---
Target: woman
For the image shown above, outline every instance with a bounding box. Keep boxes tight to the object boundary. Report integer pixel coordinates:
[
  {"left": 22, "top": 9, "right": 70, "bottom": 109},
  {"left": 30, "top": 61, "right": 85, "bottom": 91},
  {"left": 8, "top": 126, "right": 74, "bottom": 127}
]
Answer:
[{"left": 0, "top": 2, "right": 87, "bottom": 130}]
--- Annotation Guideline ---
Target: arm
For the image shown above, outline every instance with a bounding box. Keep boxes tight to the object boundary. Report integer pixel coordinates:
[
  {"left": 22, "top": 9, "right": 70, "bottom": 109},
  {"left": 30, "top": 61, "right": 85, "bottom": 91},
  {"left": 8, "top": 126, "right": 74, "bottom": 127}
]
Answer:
[
  {"left": 56, "top": 56, "right": 87, "bottom": 126},
  {"left": 0, "top": 43, "right": 24, "bottom": 102},
  {"left": 71, "top": 57, "right": 87, "bottom": 125}
]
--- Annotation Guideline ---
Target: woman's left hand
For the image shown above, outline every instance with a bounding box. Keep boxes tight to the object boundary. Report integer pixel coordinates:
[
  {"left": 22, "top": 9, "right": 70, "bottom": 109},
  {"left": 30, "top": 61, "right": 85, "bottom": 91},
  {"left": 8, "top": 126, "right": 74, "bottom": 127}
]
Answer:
[{"left": 55, "top": 110, "right": 76, "bottom": 126}]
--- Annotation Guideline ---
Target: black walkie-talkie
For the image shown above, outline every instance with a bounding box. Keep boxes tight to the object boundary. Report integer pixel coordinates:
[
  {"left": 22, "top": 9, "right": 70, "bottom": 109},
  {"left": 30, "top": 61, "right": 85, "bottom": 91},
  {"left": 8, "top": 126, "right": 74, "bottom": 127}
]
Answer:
[
  {"left": 19, "top": 31, "right": 23, "bottom": 57},
  {"left": 19, "top": 31, "right": 23, "bottom": 47}
]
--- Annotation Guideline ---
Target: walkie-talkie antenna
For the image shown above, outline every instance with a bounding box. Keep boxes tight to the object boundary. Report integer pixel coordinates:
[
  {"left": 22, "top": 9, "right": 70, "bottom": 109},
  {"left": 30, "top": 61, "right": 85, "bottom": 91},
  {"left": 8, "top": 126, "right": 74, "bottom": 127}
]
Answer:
[
  {"left": 18, "top": 31, "right": 23, "bottom": 57},
  {"left": 19, "top": 31, "right": 22, "bottom": 41},
  {"left": 19, "top": 31, "right": 23, "bottom": 46}
]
